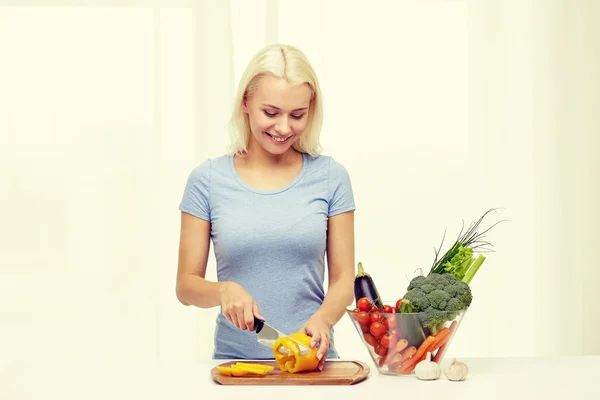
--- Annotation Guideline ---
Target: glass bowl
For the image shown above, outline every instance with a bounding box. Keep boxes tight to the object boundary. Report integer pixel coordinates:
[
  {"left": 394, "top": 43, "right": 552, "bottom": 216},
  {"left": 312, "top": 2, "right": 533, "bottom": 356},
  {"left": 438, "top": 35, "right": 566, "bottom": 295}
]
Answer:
[{"left": 346, "top": 301, "right": 468, "bottom": 376}]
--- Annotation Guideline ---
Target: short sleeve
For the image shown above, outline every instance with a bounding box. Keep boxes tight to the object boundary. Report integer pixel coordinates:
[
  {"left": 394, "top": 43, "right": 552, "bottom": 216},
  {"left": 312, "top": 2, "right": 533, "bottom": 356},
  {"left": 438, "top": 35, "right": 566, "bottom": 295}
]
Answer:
[
  {"left": 328, "top": 157, "right": 356, "bottom": 217},
  {"left": 179, "top": 159, "right": 211, "bottom": 221}
]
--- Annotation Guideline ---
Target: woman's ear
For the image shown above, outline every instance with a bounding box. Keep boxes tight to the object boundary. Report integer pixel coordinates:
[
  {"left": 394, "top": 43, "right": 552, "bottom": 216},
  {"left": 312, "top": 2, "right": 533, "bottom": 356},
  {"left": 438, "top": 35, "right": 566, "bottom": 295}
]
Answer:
[{"left": 242, "top": 93, "right": 249, "bottom": 113}]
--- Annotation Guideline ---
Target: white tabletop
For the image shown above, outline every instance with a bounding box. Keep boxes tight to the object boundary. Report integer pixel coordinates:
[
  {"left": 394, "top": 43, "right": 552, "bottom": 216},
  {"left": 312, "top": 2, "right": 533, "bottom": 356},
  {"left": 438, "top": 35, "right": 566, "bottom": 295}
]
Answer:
[{"left": 2, "top": 356, "right": 598, "bottom": 399}]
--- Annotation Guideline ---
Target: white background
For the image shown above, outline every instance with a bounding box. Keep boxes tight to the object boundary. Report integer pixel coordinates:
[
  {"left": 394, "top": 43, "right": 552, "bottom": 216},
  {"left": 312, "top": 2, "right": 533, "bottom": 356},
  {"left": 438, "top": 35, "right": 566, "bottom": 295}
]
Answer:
[{"left": 1, "top": 0, "right": 599, "bottom": 366}]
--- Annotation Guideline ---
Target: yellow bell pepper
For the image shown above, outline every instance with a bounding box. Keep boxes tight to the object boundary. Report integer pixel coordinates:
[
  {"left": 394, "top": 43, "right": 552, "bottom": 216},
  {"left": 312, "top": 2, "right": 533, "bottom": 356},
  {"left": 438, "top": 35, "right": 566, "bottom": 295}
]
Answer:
[
  {"left": 272, "top": 332, "right": 320, "bottom": 373},
  {"left": 216, "top": 362, "right": 275, "bottom": 376}
]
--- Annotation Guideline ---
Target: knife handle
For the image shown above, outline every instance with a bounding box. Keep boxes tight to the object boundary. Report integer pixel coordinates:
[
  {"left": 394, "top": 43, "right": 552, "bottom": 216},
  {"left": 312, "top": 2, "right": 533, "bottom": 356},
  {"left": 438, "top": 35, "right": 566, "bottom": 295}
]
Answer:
[{"left": 254, "top": 317, "right": 265, "bottom": 333}]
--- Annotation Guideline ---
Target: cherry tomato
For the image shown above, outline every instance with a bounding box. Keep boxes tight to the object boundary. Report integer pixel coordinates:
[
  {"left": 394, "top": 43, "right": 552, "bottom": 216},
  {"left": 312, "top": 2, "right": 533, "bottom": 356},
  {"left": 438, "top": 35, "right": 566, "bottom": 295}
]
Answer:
[
  {"left": 370, "top": 312, "right": 384, "bottom": 324},
  {"left": 384, "top": 314, "right": 397, "bottom": 330},
  {"left": 380, "top": 332, "right": 398, "bottom": 349},
  {"left": 369, "top": 321, "right": 386, "bottom": 340},
  {"left": 374, "top": 343, "right": 387, "bottom": 357},
  {"left": 395, "top": 298, "right": 403, "bottom": 310},
  {"left": 383, "top": 305, "right": 394, "bottom": 314},
  {"left": 357, "top": 297, "right": 371, "bottom": 312},
  {"left": 370, "top": 305, "right": 379, "bottom": 313},
  {"left": 363, "top": 332, "right": 379, "bottom": 347},
  {"left": 354, "top": 312, "right": 371, "bottom": 328}
]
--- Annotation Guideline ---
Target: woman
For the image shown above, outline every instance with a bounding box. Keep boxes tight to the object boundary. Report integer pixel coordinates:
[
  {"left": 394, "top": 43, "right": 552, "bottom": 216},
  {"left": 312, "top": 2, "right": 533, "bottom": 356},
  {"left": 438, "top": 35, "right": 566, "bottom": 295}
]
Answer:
[{"left": 176, "top": 43, "right": 355, "bottom": 370}]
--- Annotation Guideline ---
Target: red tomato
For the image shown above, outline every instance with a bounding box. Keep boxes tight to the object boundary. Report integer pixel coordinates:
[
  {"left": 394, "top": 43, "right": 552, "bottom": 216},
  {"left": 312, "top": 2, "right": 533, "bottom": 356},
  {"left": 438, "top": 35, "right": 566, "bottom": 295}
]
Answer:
[
  {"left": 380, "top": 332, "right": 398, "bottom": 349},
  {"left": 383, "top": 305, "right": 394, "bottom": 314},
  {"left": 395, "top": 298, "right": 403, "bottom": 310},
  {"left": 363, "top": 332, "right": 379, "bottom": 348},
  {"left": 357, "top": 297, "right": 371, "bottom": 312},
  {"left": 354, "top": 312, "right": 371, "bottom": 328},
  {"left": 370, "top": 312, "right": 384, "bottom": 324},
  {"left": 384, "top": 314, "right": 397, "bottom": 330},
  {"left": 374, "top": 343, "right": 388, "bottom": 357},
  {"left": 369, "top": 321, "right": 386, "bottom": 340}
]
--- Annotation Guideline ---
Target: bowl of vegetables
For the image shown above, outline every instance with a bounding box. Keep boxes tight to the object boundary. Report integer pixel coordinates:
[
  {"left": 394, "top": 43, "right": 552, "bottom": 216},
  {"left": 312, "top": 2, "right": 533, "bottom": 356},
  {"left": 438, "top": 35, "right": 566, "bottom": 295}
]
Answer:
[
  {"left": 347, "top": 209, "right": 506, "bottom": 377},
  {"left": 347, "top": 279, "right": 469, "bottom": 376}
]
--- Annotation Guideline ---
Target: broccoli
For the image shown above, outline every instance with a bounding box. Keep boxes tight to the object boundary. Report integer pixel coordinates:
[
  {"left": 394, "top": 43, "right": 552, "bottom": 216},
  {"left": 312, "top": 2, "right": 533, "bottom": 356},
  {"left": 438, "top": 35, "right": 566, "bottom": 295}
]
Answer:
[
  {"left": 418, "top": 307, "right": 447, "bottom": 331},
  {"left": 407, "top": 275, "right": 427, "bottom": 290},
  {"left": 428, "top": 289, "right": 451, "bottom": 310},
  {"left": 400, "top": 273, "right": 473, "bottom": 335}
]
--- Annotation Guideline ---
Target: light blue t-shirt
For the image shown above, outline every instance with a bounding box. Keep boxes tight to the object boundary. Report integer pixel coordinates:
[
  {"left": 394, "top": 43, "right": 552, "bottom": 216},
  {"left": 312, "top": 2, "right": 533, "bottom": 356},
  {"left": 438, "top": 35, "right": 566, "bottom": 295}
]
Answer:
[{"left": 179, "top": 152, "right": 356, "bottom": 360}]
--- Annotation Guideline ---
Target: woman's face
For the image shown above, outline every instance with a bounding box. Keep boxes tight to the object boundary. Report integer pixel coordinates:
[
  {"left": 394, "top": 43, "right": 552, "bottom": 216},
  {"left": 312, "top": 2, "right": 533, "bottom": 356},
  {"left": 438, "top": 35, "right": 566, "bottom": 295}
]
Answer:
[{"left": 243, "top": 75, "right": 312, "bottom": 156}]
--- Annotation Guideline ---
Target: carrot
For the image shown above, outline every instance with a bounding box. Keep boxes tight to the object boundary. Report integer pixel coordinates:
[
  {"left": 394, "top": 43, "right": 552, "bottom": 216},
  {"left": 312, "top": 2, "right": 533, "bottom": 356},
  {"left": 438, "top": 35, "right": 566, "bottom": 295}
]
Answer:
[
  {"left": 398, "top": 335, "right": 436, "bottom": 374},
  {"left": 400, "top": 345, "right": 417, "bottom": 363},
  {"left": 432, "top": 320, "right": 458, "bottom": 363},
  {"left": 448, "top": 320, "right": 458, "bottom": 332},
  {"left": 387, "top": 346, "right": 416, "bottom": 369},
  {"left": 386, "top": 338, "right": 408, "bottom": 360},
  {"left": 426, "top": 327, "right": 451, "bottom": 354},
  {"left": 431, "top": 333, "right": 451, "bottom": 354}
]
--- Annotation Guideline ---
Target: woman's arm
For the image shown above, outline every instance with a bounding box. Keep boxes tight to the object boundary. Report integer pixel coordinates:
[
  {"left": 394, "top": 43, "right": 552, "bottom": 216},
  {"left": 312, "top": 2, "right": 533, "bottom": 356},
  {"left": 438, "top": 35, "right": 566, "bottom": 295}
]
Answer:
[
  {"left": 317, "top": 210, "right": 356, "bottom": 326},
  {"left": 175, "top": 211, "right": 223, "bottom": 308},
  {"left": 300, "top": 210, "right": 355, "bottom": 366},
  {"left": 175, "top": 212, "right": 263, "bottom": 330}
]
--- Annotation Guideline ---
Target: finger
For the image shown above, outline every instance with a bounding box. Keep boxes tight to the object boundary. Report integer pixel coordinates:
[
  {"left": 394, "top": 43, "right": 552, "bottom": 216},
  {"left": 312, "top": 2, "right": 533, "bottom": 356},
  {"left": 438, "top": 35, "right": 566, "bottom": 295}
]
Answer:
[
  {"left": 252, "top": 301, "right": 264, "bottom": 321},
  {"left": 309, "top": 331, "right": 320, "bottom": 348},
  {"left": 230, "top": 312, "right": 241, "bottom": 330},
  {"left": 243, "top": 304, "right": 255, "bottom": 331},
  {"left": 317, "top": 333, "right": 330, "bottom": 360},
  {"left": 237, "top": 310, "right": 248, "bottom": 330},
  {"left": 318, "top": 355, "right": 326, "bottom": 371},
  {"left": 223, "top": 311, "right": 234, "bottom": 326}
]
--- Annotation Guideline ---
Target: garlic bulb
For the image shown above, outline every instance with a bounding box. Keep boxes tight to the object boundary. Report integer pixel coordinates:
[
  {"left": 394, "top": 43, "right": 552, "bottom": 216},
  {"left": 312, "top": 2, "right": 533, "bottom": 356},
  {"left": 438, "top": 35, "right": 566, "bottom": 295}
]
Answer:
[
  {"left": 414, "top": 352, "right": 441, "bottom": 381},
  {"left": 445, "top": 358, "right": 468, "bottom": 381}
]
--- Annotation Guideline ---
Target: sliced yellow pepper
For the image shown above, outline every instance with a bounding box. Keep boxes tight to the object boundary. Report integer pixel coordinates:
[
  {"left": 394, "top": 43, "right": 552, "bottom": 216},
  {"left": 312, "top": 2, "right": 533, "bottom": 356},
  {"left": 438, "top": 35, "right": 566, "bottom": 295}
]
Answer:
[
  {"left": 234, "top": 362, "right": 274, "bottom": 373},
  {"left": 217, "top": 365, "right": 248, "bottom": 376},
  {"left": 217, "top": 362, "right": 274, "bottom": 376},
  {"left": 272, "top": 332, "right": 320, "bottom": 373}
]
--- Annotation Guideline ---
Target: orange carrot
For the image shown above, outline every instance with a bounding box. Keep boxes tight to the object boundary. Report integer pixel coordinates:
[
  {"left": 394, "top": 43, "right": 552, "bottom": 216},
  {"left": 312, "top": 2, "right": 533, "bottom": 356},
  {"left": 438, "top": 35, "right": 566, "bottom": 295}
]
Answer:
[
  {"left": 398, "top": 335, "right": 436, "bottom": 374},
  {"left": 426, "top": 328, "right": 451, "bottom": 354},
  {"left": 387, "top": 345, "right": 416, "bottom": 369},
  {"left": 448, "top": 320, "right": 458, "bottom": 332},
  {"left": 386, "top": 338, "right": 408, "bottom": 360},
  {"left": 430, "top": 333, "right": 451, "bottom": 354},
  {"left": 399, "top": 345, "right": 417, "bottom": 363},
  {"left": 432, "top": 320, "right": 458, "bottom": 363}
]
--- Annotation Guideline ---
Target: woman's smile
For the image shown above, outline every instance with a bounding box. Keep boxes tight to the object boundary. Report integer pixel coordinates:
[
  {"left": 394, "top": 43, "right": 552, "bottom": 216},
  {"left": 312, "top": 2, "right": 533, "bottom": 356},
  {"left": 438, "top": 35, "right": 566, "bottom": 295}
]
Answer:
[{"left": 264, "top": 131, "right": 294, "bottom": 143}]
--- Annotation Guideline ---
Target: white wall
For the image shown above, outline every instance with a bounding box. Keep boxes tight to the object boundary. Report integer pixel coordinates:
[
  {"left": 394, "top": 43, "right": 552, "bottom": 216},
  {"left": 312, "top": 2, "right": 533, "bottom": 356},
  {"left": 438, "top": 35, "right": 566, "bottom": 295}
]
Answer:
[{"left": 1, "top": 0, "right": 598, "bottom": 367}]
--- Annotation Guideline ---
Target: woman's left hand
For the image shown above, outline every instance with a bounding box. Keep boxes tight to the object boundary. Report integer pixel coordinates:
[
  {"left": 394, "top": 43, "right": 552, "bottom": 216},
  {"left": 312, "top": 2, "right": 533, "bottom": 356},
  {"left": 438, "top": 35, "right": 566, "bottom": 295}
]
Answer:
[{"left": 300, "top": 314, "right": 332, "bottom": 371}]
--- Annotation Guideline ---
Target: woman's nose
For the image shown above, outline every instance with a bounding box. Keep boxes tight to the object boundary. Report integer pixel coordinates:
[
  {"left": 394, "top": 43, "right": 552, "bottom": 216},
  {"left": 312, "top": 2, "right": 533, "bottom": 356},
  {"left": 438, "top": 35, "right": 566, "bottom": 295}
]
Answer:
[{"left": 276, "top": 117, "right": 291, "bottom": 135}]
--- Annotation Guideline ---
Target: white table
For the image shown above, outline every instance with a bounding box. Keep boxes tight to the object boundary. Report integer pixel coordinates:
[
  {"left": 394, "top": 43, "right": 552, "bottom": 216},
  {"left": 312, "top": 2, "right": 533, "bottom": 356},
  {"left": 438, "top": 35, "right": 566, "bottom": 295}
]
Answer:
[{"left": 2, "top": 356, "right": 598, "bottom": 399}]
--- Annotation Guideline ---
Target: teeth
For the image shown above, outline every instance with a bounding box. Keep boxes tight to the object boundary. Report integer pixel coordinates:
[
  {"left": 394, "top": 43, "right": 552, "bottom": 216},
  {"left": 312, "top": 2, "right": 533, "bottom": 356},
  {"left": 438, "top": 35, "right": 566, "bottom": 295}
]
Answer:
[{"left": 267, "top": 133, "right": 291, "bottom": 142}]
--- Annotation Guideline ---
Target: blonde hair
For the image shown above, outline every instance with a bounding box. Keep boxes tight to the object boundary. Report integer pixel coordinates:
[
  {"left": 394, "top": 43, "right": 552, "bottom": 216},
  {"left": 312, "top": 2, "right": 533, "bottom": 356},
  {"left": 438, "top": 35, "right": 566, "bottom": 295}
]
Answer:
[{"left": 228, "top": 43, "right": 323, "bottom": 157}]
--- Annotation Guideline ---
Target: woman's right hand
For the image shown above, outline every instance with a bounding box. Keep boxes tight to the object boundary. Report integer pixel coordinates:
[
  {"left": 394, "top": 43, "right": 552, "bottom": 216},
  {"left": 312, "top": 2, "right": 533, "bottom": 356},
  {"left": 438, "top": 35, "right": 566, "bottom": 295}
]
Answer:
[{"left": 219, "top": 281, "right": 264, "bottom": 331}]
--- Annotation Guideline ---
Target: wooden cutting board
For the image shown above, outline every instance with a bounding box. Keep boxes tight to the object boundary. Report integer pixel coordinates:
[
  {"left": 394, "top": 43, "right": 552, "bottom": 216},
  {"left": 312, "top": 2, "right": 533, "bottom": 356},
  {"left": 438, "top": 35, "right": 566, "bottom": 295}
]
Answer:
[{"left": 210, "top": 360, "right": 370, "bottom": 385}]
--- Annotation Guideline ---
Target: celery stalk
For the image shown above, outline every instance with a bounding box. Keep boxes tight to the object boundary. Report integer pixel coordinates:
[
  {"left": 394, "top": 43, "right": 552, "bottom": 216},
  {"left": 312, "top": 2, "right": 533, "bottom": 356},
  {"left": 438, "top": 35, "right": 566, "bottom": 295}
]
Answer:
[{"left": 462, "top": 254, "right": 486, "bottom": 284}]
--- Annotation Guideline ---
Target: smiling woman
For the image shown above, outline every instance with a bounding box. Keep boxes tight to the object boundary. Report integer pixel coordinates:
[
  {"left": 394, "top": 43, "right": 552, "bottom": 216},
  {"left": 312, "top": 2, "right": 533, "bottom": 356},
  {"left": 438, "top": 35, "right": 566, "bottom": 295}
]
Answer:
[{"left": 175, "top": 43, "right": 356, "bottom": 370}]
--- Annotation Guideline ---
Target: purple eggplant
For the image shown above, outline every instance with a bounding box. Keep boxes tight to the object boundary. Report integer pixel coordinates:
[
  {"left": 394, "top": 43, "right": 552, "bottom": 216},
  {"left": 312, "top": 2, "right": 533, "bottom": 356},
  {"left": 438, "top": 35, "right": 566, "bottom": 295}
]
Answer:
[{"left": 353, "top": 262, "right": 383, "bottom": 308}]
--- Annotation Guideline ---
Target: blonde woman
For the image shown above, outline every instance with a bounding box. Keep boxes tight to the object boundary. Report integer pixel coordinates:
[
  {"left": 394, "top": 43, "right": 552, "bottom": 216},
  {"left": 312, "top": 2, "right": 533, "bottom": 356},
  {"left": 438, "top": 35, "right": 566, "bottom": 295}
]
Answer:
[{"left": 176, "top": 43, "right": 355, "bottom": 369}]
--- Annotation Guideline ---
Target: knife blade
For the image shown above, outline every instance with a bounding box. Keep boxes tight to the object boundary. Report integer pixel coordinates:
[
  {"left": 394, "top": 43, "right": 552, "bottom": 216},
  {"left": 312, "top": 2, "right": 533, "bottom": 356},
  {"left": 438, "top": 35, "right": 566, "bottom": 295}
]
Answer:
[{"left": 254, "top": 317, "right": 312, "bottom": 355}]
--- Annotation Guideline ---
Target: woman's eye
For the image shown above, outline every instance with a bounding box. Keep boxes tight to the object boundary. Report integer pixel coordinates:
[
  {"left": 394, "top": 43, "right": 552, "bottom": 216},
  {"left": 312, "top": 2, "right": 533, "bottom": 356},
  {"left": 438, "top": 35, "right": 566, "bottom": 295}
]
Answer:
[
  {"left": 263, "top": 110, "right": 276, "bottom": 117},
  {"left": 291, "top": 114, "right": 305, "bottom": 120}
]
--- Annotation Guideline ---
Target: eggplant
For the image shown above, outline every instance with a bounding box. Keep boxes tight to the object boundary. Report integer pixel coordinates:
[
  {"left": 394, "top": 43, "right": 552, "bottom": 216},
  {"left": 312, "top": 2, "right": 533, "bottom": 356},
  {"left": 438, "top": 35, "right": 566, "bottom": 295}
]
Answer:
[{"left": 353, "top": 261, "right": 383, "bottom": 308}]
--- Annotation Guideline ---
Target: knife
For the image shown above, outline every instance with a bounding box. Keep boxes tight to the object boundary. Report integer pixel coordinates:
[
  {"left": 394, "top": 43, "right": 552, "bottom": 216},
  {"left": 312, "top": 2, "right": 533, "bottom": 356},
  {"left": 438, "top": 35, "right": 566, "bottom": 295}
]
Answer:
[{"left": 253, "top": 317, "right": 312, "bottom": 355}]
